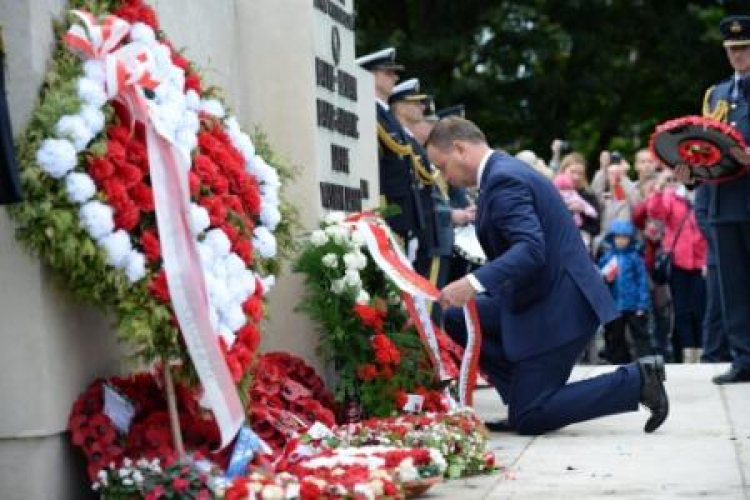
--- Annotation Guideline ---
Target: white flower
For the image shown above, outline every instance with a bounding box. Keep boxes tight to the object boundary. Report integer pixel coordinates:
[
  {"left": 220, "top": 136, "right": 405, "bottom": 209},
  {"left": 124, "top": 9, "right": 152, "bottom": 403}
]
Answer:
[
  {"left": 310, "top": 229, "right": 328, "bottom": 247},
  {"left": 223, "top": 303, "right": 247, "bottom": 332},
  {"left": 79, "top": 201, "right": 115, "bottom": 240},
  {"left": 189, "top": 204, "right": 211, "bottom": 235},
  {"left": 77, "top": 77, "right": 107, "bottom": 107},
  {"left": 129, "top": 22, "right": 156, "bottom": 44},
  {"left": 428, "top": 448, "right": 447, "bottom": 473},
  {"left": 343, "top": 252, "right": 367, "bottom": 271},
  {"left": 204, "top": 229, "right": 232, "bottom": 258},
  {"left": 253, "top": 226, "right": 277, "bottom": 259},
  {"left": 125, "top": 251, "right": 147, "bottom": 283},
  {"left": 36, "top": 139, "right": 77, "bottom": 179},
  {"left": 397, "top": 458, "right": 420, "bottom": 482},
  {"left": 79, "top": 105, "right": 106, "bottom": 135},
  {"left": 260, "top": 205, "right": 281, "bottom": 231},
  {"left": 208, "top": 305, "right": 220, "bottom": 331},
  {"left": 261, "top": 485, "right": 285, "bottom": 500},
  {"left": 217, "top": 323, "right": 235, "bottom": 347},
  {"left": 355, "top": 289, "right": 370, "bottom": 304},
  {"left": 322, "top": 253, "right": 338, "bottom": 268},
  {"left": 83, "top": 60, "right": 106, "bottom": 83},
  {"left": 99, "top": 230, "right": 132, "bottom": 268},
  {"left": 197, "top": 242, "right": 216, "bottom": 269},
  {"left": 200, "top": 99, "right": 225, "bottom": 118},
  {"left": 261, "top": 275, "right": 275, "bottom": 294},
  {"left": 350, "top": 230, "right": 366, "bottom": 247},
  {"left": 185, "top": 89, "right": 201, "bottom": 111},
  {"left": 324, "top": 211, "right": 346, "bottom": 225},
  {"left": 344, "top": 270, "right": 361, "bottom": 288},
  {"left": 55, "top": 114, "right": 94, "bottom": 151},
  {"left": 64, "top": 172, "right": 96, "bottom": 204},
  {"left": 225, "top": 253, "right": 247, "bottom": 277}
]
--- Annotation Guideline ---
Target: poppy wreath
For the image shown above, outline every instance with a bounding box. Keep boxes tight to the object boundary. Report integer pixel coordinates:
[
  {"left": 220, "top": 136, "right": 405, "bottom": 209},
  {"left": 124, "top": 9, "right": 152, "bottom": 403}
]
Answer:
[{"left": 8, "top": 0, "right": 297, "bottom": 389}]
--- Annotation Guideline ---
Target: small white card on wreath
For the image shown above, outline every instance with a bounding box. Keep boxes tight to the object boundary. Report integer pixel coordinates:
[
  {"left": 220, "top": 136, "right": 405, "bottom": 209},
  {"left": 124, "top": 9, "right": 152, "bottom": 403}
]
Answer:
[
  {"left": 103, "top": 383, "right": 136, "bottom": 434},
  {"left": 402, "top": 394, "right": 424, "bottom": 413}
]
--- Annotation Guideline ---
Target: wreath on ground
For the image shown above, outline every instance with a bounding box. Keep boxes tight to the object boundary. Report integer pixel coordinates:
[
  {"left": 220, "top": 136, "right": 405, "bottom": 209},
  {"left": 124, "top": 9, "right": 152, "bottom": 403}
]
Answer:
[{"left": 8, "top": 0, "right": 298, "bottom": 390}]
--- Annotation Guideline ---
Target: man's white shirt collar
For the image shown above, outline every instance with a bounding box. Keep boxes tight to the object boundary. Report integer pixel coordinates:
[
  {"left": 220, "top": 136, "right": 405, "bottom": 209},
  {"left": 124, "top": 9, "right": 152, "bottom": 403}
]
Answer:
[
  {"left": 376, "top": 98, "right": 389, "bottom": 110},
  {"left": 476, "top": 150, "right": 493, "bottom": 188}
]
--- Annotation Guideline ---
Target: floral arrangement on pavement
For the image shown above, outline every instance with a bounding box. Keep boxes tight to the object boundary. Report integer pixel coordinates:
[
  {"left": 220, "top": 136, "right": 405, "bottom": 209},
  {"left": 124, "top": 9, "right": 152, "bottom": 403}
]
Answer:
[
  {"left": 8, "top": 0, "right": 297, "bottom": 391},
  {"left": 297, "top": 409, "right": 496, "bottom": 480},
  {"left": 294, "top": 212, "right": 463, "bottom": 417}
]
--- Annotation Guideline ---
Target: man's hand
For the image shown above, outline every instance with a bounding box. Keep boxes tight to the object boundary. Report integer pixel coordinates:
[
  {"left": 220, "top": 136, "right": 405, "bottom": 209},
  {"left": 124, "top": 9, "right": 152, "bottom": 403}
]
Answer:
[
  {"left": 439, "top": 277, "right": 476, "bottom": 309},
  {"left": 673, "top": 164, "right": 693, "bottom": 185}
]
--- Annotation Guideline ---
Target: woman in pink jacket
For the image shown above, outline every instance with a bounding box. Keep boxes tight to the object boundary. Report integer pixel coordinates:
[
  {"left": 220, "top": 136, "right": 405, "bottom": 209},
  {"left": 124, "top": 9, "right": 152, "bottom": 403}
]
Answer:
[{"left": 646, "top": 173, "right": 707, "bottom": 363}]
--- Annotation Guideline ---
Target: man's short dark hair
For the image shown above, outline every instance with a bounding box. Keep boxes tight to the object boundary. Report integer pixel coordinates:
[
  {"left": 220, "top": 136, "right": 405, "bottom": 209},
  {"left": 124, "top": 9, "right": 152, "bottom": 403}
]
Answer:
[{"left": 425, "top": 116, "right": 487, "bottom": 150}]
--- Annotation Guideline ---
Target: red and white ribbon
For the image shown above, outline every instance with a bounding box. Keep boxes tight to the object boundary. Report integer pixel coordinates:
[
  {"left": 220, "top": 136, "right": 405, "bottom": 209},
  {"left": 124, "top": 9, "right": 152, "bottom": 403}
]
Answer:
[
  {"left": 65, "top": 11, "right": 244, "bottom": 448},
  {"left": 354, "top": 217, "right": 482, "bottom": 407}
]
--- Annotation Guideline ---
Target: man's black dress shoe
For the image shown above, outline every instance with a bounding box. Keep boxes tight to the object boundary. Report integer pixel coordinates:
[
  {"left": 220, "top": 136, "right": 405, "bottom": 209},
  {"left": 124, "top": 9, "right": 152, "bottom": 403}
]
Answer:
[
  {"left": 638, "top": 355, "right": 669, "bottom": 433},
  {"left": 484, "top": 419, "right": 514, "bottom": 433},
  {"left": 713, "top": 366, "right": 750, "bottom": 385}
]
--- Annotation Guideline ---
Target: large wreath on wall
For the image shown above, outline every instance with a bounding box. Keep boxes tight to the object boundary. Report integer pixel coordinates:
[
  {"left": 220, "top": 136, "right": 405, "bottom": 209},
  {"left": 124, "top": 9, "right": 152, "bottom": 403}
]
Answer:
[{"left": 8, "top": 0, "right": 297, "bottom": 391}]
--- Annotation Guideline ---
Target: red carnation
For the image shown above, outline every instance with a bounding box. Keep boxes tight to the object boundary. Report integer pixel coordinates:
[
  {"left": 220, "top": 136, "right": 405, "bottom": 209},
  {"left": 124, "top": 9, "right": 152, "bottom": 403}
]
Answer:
[
  {"left": 130, "top": 183, "right": 156, "bottom": 212},
  {"left": 356, "top": 363, "right": 378, "bottom": 382},
  {"left": 171, "top": 52, "right": 189, "bottom": 71},
  {"left": 116, "top": 162, "right": 144, "bottom": 188},
  {"left": 371, "top": 333, "right": 401, "bottom": 366},
  {"left": 219, "top": 223, "right": 239, "bottom": 244},
  {"left": 199, "top": 196, "right": 227, "bottom": 226},
  {"left": 236, "top": 323, "right": 260, "bottom": 354},
  {"left": 242, "top": 296, "right": 263, "bottom": 323},
  {"left": 107, "top": 125, "right": 131, "bottom": 144},
  {"left": 88, "top": 157, "right": 116, "bottom": 185},
  {"left": 106, "top": 139, "right": 128, "bottom": 165},
  {"left": 141, "top": 229, "right": 161, "bottom": 263},
  {"left": 233, "top": 239, "right": 253, "bottom": 266},
  {"left": 221, "top": 194, "right": 244, "bottom": 214},
  {"left": 193, "top": 154, "right": 218, "bottom": 184},
  {"left": 102, "top": 178, "right": 130, "bottom": 209},
  {"left": 114, "top": 201, "right": 141, "bottom": 231},
  {"left": 184, "top": 72, "right": 202, "bottom": 95},
  {"left": 149, "top": 270, "right": 171, "bottom": 303},
  {"left": 189, "top": 172, "right": 202, "bottom": 198},
  {"left": 354, "top": 304, "right": 386, "bottom": 334}
]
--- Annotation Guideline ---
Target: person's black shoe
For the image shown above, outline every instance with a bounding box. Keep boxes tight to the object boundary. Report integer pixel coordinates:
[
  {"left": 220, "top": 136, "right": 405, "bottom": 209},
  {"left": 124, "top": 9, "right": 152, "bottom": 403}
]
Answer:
[
  {"left": 713, "top": 366, "right": 750, "bottom": 385},
  {"left": 637, "top": 355, "right": 669, "bottom": 434},
  {"left": 484, "top": 419, "right": 514, "bottom": 433}
]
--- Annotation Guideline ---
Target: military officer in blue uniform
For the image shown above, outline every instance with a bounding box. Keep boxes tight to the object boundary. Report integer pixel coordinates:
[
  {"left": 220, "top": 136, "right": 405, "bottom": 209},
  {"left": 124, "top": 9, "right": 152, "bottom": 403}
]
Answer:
[
  {"left": 356, "top": 48, "right": 428, "bottom": 266},
  {"left": 389, "top": 78, "right": 446, "bottom": 285},
  {"left": 694, "top": 15, "right": 750, "bottom": 383},
  {"left": 426, "top": 117, "right": 669, "bottom": 435}
]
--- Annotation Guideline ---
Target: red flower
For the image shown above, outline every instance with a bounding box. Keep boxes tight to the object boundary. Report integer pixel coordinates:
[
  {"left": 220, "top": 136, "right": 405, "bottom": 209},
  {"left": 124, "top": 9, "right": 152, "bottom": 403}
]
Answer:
[
  {"left": 172, "top": 477, "right": 190, "bottom": 493},
  {"left": 394, "top": 389, "right": 408, "bottom": 410},
  {"left": 356, "top": 363, "right": 378, "bottom": 382},
  {"left": 88, "top": 157, "right": 116, "bottom": 185},
  {"left": 300, "top": 480, "right": 322, "bottom": 500},
  {"left": 236, "top": 323, "right": 261, "bottom": 354},
  {"left": 107, "top": 125, "right": 131, "bottom": 144},
  {"left": 141, "top": 229, "right": 161, "bottom": 263},
  {"left": 114, "top": 1, "right": 160, "bottom": 31},
  {"left": 130, "top": 183, "right": 156, "bottom": 212},
  {"left": 127, "top": 141, "right": 148, "bottom": 170},
  {"left": 233, "top": 239, "right": 253, "bottom": 266},
  {"left": 114, "top": 201, "right": 141, "bottom": 231},
  {"left": 106, "top": 139, "right": 128, "bottom": 165},
  {"left": 353, "top": 304, "right": 386, "bottom": 333},
  {"left": 239, "top": 178, "right": 262, "bottom": 215},
  {"left": 371, "top": 333, "right": 401, "bottom": 366},
  {"left": 199, "top": 196, "right": 227, "bottom": 226},
  {"left": 171, "top": 52, "right": 190, "bottom": 71},
  {"left": 193, "top": 154, "right": 218, "bottom": 184},
  {"left": 184, "top": 72, "right": 203, "bottom": 95},
  {"left": 189, "top": 172, "right": 202, "bottom": 198},
  {"left": 116, "top": 162, "right": 144, "bottom": 188},
  {"left": 149, "top": 271, "right": 171, "bottom": 303},
  {"left": 242, "top": 296, "right": 264, "bottom": 323}
]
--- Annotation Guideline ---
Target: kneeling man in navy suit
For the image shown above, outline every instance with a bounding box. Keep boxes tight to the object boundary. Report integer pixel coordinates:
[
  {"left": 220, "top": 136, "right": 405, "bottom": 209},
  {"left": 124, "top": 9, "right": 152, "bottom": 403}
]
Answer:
[{"left": 425, "top": 117, "right": 669, "bottom": 435}]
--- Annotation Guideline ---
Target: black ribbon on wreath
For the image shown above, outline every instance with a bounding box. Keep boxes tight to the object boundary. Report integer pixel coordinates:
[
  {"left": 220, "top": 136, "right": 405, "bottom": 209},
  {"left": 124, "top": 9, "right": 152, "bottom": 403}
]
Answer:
[{"left": 0, "top": 28, "right": 24, "bottom": 205}]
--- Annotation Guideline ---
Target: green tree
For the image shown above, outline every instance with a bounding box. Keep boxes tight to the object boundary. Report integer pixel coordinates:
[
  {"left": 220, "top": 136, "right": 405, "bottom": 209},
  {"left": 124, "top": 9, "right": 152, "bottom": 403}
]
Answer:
[{"left": 356, "top": 0, "right": 745, "bottom": 173}]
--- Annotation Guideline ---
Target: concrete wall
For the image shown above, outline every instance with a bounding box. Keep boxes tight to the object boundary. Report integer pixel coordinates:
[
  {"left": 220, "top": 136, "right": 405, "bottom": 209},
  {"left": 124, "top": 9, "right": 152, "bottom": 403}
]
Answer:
[{"left": 0, "top": 0, "right": 377, "bottom": 497}]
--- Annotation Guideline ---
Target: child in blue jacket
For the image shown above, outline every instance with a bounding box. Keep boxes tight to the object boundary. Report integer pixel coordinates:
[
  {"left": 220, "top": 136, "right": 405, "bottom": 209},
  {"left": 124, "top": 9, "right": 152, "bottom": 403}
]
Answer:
[{"left": 598, "top": 220, "right": 652, "bottom": 363}]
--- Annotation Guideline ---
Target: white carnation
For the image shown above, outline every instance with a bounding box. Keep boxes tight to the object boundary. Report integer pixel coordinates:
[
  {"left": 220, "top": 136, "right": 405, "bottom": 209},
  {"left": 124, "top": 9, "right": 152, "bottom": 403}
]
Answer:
[
  {"left": 322, "top": 253, "right": 338, "bottom": 268},
  {"left": 209, "top": 305, "right": 220, "bottom": 331},
  {"left": 217, "top": 323, "right": 236, "bottom": 348},
  {"left": 197, "top": 242, "right": 216, "bottom": 269},
  {"left": 99, "top": 230, "right": 132, "bottom": 268},
  {"left": 253, "top": 226, "right": 277, "bottom": 259},
  {"left": 207, "top": 275, "right": 231, "bottom": 312},
  {"left": 129, "top": 22, "right": 156, "bottom": 44},
  {"left": 55, "top": 115, "right": 95, "bottom": 151},
  {"left": 125, "top": 251, "right": 147, "bottom": 283},
  {"left": 189, "top": 204, "right": 211, "bottom": 235},
  {"left": 238, "top": 269, "right": 256, "bottom": 297},
  {"left": 222, "top": 303, "right": 247, "bottom": 332},
  {"left": 200, "top": 99, "right": 225, "bottom": 118},
  {"left": 343, "top": 252, "right": 366, "bottom": 271},
  {"left": 79, "top": 105, "right": 106, "bottom": 135},
  {"left": 185, "top": 89, "right": 201, "bottom": 111},
  {"left": 225, "top": 253, "right": 247, "bottom": 277},
  {"left": 260, "top": 205, "right": 281, "bottom": 231},
  {"left": 79, "top": 200, "right": 115, "bottom": 240},
  {"left": 204, "top": 229, "right": 232, "bottom": 258},
  {"left": 83, "top": 60, "right": 106, "bottom": 83},
  {"left": 36, "top": 139, "right": 77, "bottom": 179},
  {"left": 350, "top": 230, "right": 366, "bottom": 247},
  {"left": 260, "top": 275, "right": 275, "bottom": 294},
  {"left": 325, "top": 225, "right": 350, "bottom": 245},
  {"left": 310, "top": 229, "right": 328, "bottom": 247},
  {"left": 331, "top": 278, "right": 345, "bottom": 294},
  {"left": 77, "top": 77, "right": 107, "bottom": 107},
  {"left": 64, "top": 172, "right": 96, "bottom": 204}
]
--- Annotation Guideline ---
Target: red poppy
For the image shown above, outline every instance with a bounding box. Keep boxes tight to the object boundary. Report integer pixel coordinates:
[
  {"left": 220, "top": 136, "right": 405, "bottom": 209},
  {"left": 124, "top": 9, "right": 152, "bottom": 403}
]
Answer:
[
  {"left": 148, "top": 271, "right": 171, "bottom": 303},
  {"left": 141, "top": 229, "right": 161, "bottom": 263}
]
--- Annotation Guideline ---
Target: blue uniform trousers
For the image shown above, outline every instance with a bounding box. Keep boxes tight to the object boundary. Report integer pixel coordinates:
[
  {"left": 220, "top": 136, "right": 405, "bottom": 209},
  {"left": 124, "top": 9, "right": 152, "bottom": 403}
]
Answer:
[
  {"left": 445, "top": 296, "right": 641, "bottom": 435},
  {"left": 714, "top": 222, "right": 750, "bottom": 371}
]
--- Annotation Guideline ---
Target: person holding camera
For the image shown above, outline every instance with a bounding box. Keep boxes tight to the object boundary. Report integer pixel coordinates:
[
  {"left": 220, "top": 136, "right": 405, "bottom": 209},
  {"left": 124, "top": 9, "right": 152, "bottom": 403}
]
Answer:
[
  {"left": 590, "top": 151, "right": 638, "bottom": 257},
  {"left": 644, "top": 171, "right": 707, "bottom": 363}
]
